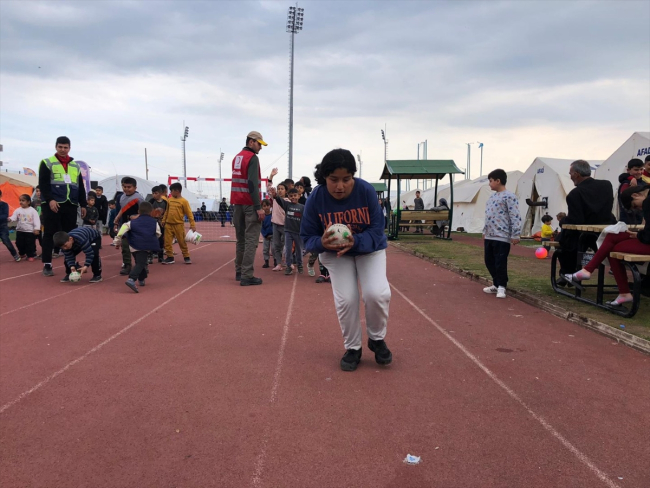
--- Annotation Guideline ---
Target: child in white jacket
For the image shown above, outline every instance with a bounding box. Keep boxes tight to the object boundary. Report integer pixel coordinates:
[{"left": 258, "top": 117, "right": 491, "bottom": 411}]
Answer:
[{"left": 9, "top": 194, "right": 41, "bottom": 261}]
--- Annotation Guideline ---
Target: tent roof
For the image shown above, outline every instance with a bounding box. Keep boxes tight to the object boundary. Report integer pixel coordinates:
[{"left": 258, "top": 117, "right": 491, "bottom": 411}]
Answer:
[
  {"left": 370, "top": 182, "right": 387, "bottom": 192},
  {"left": 0, "top": 172, "right": 38, "bottom": 187},
  {"left": 380, "top": 160, "right": 464, "bottom": 180}
]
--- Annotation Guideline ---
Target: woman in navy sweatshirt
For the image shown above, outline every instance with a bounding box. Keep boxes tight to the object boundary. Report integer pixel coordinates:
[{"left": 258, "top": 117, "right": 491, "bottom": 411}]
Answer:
[{"left": 301, "top": 149, "right": 392, "bottom": 372}]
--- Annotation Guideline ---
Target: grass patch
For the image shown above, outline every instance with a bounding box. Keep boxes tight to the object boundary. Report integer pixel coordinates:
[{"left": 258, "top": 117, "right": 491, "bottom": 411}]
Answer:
[{"left": 394, "top": 235, "right": 650, "bottom": 340}]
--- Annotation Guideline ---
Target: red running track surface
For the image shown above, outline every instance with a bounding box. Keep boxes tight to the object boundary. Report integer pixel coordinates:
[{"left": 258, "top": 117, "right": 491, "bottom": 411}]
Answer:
[{"left": 0, "top": 241, "right": 648, "bottom": 488}]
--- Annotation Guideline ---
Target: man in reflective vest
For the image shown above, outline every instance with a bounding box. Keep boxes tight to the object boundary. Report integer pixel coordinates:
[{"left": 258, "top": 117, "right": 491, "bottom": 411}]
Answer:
[
  {"left": 231, "top": 131, "right": 266, "bottom": 286},
  {"left": 38, "top": 136, "right": 88, "bottom": 276}
]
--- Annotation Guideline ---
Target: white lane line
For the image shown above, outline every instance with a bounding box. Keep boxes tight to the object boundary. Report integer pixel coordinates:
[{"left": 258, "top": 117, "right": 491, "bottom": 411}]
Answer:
[
  {"left": 0, "top": 252, "right": 122, "bottom": 282},
  {"left": 0, "top": 257, "right": 233, "bottom": 415},
  {"left": 1, "top": 274, "right": 121, "bottom": 317},
  {"left": 0, "top": 243, "right": 215, "bottom": 315},
  {"left": 390, "top": 283, "right": 621, "bottom": 488},
  {"left": 251, "top": 273, "right": 298, "bottom": 487}
]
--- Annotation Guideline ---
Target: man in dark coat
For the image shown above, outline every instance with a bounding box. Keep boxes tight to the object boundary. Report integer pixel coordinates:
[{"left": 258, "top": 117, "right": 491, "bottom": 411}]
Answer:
[{"left": 557, "top": 159, "right": 615, "bottom": 278}]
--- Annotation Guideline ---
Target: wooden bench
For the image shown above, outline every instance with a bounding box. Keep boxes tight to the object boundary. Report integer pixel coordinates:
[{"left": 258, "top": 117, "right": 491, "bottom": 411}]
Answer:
[
  {"left": 550, "top": 245, "right": 648, "bottom": 318},
  {"left": 398, "top": 210, "right": 450, "bottom": 228},
  {"left": 607, "top": 252, "right": 649, "bottom": 318}
]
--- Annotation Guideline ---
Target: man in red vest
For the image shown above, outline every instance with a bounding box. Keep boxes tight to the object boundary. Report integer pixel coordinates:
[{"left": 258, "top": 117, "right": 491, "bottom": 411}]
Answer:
[{"left": 231, "top": 131, "right": 267, "bottom": 286}]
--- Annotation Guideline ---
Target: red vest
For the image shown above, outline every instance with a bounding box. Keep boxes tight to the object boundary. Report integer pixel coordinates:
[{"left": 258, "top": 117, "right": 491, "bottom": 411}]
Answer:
[{"left": 230, "top": 148, "right": 261, "bottom": 205}]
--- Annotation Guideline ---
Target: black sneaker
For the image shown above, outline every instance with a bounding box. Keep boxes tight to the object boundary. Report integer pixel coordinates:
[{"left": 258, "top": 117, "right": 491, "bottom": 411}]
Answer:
[
  {"left": 297, "top": 266, "right": 304, "bottom": 274},
  {"left": 340, "top": 348, "right": 362, "bottom": 371},
  {"left": 368, "top": 338, "right": 392, "bottom": 365},
  {"left": 138, "top": 280, "right": 146, "bottom": 286},
  {"left": 316, "top": 275, "right": 331, "bottom": 283},
  {"left": 60, "top": 275, "right": 70, "bottom": 283},
  {"left": 284, "top": 267, "right": 292, "bottom": 275},
  {"left": 43, "top": 265, "right": 54, "bottom": 277},
  {"left": 13, "top": 255, "right": 21, "bottom": 262},
  {"left": 262, "top": 260, "right": 270, "bottom": 268},
  {"left": 120, "top": 265, "right": 131, "bottom": 275},
  {"left": 162, "top": 257, "right": 175, "bottom": 265},
  {"left": 184, "top": 257, "right": 192, "bottom": 264},
  {"left": 236, "top": 272, "right": 241, "bottom": 281},
  {"left": 89, "top": 275, "right": 103, "bottom": 283},
  {"left": 147, "top": 255, "right": 154, "bottom": 265},
  {"left": 125, "top": 279, "right": 139, "bottom": 293},
  {"left": 240, "top": 276, "right": 263, "bottom": 286}
]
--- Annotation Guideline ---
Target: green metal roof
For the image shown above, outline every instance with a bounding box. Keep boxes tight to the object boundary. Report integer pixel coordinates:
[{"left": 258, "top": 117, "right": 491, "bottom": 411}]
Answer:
[
  {"left": 380, "top": 160, "right": 464, "bottom": 180},
  {"left": 370, "top": 182, "right": 388, "bottom": 192}
]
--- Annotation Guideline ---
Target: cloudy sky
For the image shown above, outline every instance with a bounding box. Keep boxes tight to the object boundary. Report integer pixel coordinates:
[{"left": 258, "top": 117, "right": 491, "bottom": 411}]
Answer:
[{"left": 1, "top": 0, "right": 648, "bottom": 194}]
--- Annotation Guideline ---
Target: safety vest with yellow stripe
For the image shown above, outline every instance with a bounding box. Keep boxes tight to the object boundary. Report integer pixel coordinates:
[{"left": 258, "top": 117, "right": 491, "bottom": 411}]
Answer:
[
  {"left": 41, "top": 156, "right": 81, "bottom": 204},
  {"left": 230, "top": 149, "right": 261, "bottom": 205}
]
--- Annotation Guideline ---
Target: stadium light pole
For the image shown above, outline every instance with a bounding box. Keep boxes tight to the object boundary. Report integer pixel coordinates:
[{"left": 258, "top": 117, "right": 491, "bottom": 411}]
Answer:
[
  {"left": 477, "top": 142, "right": 484, "bottom": 176},
  {"left": 181, "top": 125, "right": 189, "bottom": 188},
  {"left": 356, "top": 153, "right": 362, "bottom": 179},
  {"left": 381, "top": 126, "right": 388, "bottom": 188},
  {"left": 286, "top": 4, "right": 304, "bottom": 179},
  {"left": 465, "top": 142, "right": 473, "bottom": 180}
]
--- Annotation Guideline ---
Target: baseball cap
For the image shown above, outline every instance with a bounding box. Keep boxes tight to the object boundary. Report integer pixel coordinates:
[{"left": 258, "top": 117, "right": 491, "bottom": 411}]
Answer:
[{"left": 247, "top": 131, "right": 268, "bottom": 146}]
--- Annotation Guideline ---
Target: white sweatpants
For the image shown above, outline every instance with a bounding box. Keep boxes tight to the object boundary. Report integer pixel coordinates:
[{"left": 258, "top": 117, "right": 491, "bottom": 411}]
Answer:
[{"left": 319, "top": 249, "right": 391, "bottom": 350}]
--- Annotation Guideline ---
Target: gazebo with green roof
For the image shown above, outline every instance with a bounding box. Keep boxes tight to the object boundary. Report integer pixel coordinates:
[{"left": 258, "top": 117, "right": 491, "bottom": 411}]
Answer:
[
  {"left": 370, "top": 182, "right": 388, "bottom": 198},
  {"left": 379, "top": 159, "right": 464, "bottom": 240}
]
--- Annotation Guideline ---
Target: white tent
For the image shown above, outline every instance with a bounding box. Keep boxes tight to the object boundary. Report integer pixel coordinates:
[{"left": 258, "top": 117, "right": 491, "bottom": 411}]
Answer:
[
  {"left": 515, "top": 157, "right": 603, "bottom": 236},
  {"left": 433, "top": 172, "right": 522, "bottom": 233},
  {"left": 594, "top": 132, "right": 650, "bottom": 197},
  {"left": 98, "top": 175, "right": 200, "bottom": 207}
]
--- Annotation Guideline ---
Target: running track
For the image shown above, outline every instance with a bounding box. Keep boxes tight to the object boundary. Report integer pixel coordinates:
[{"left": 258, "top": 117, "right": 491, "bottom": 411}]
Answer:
[{"left": 0, "top": 239, "right": 648, "bottom": 487}]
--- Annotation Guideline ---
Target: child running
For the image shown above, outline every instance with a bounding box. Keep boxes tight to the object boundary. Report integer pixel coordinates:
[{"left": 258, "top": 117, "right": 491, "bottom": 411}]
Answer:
[
  {"left": 114, "top": 177, "right": 144, "bottom": 275},
  {"left": 0, "top": 189, "right": 20, "bottom": 261},
  {"left": 482, "top": 169, "right": 522, "bottom": 299},
  {"left": 161, "top": 182, "right": 195, "bottom": 264},
  {"left": 53, "top": 227, "right": 103, "bottom": 283},
  {"left": 8, "top": 194, "right": 41, "bottom": 261},
  {"left": 115, "top": 202, "right": 162, "bottom": 293},
  {"left": 148, "top": 185, "right": 168, "bottom": 263},
  {"left": 301, "top": 149, "right": 391, "bottom": 372}
]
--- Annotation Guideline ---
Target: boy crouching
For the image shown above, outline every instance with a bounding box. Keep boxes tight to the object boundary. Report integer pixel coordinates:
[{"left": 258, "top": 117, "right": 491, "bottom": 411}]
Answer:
[
  {"left": 115, "top": 202, "right": 162, "bottom": 293},
  {"left": 53, "top": 228, "right": 103, "bottom": 283}
]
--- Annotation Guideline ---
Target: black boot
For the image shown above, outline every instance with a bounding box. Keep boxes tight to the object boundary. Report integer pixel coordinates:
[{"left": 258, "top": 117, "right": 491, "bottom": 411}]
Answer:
[{"left": 262, "top": 260, "right": 270, "bottom": 268}]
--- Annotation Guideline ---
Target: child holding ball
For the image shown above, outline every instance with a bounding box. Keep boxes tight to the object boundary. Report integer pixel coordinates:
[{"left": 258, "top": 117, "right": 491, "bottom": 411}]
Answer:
[{"left": 300, "top": 149, "right": 391, "bottom": 372}]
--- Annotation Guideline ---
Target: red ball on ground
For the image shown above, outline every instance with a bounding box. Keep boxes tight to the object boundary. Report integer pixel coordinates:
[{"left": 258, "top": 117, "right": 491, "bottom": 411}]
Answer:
[{"left": 535, "top": 247, "right": 548, "bottom": 259}]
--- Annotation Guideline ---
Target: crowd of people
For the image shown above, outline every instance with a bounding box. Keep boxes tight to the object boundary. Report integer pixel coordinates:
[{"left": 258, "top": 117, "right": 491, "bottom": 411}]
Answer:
[{"left": 1, "top": 134, "right": 648, "bottom": 369}]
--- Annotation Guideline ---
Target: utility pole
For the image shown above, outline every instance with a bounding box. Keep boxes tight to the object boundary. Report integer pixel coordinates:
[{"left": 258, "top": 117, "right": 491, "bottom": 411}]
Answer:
[
  {"left": 144, "top": 148, "right": 149, "bottom": 180},
  {"left": 286, "top": 4, "right": 304, "bottom": 179},
  {"left": 181, "top": 124, "right": 189, "bottom": 188},
  {"left": 466, "top": 142, "right": 473, "bottom": 180},
  {"left": 219, "top": 149, "right": 224, "bottom": 201},
  {"left": 477, "top": 142, "right": 484, "bottom": 176}
]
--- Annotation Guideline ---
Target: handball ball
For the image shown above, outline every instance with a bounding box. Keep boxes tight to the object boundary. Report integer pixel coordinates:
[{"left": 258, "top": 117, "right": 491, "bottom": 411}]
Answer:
[
  {"left": 535, "top": 247, "right": 548, "bottom": 259},
  {"left": 69, "top": 271, "right": 82, "bottom": 282},
  {"left": 326, "top": 223, "right": 352, "bottom": 245}
]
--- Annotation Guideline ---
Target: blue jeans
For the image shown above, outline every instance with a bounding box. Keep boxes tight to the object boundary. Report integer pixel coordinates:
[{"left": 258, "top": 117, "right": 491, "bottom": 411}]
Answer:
[
  {"left": 0, "top": 225, "right": 17, "bottom": 257},
  {"left": 284, "top": 231, "right": 303, "bottom": 268}
]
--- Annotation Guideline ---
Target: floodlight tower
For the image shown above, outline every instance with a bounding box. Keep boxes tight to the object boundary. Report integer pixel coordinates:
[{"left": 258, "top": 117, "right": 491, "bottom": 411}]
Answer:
[
  {"left": 465, "top": 142, "right": 473, "bottom": 180},
  {"left": 356, "top": 153, "right": 362, "bottom": 179},
  {"left": 181, "top": 125, "right": 189, "bottom": 187},
  {"left": 218, "top": 149, "right": 225, "bottom": 200},
  {"left": 286, "top": 4, "right": 304, "bottom": 179}
]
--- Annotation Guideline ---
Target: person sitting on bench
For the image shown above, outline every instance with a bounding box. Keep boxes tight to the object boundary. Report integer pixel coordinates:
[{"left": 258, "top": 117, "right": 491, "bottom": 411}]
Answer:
[
  {"left": 557, "top": 160, "right": 615, "bottom": 284},
  {"left": 565, "top": 186, "right": 649, "bottom": 307}
]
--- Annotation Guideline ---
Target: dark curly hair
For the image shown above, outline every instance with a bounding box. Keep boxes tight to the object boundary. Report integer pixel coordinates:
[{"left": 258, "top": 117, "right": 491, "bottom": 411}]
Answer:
[
  {"left": 314, "top": 149, "right": 357, "bottom": 185},
  {"left": 620, "top": 185, "right": 648, "bottom": 210}
]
